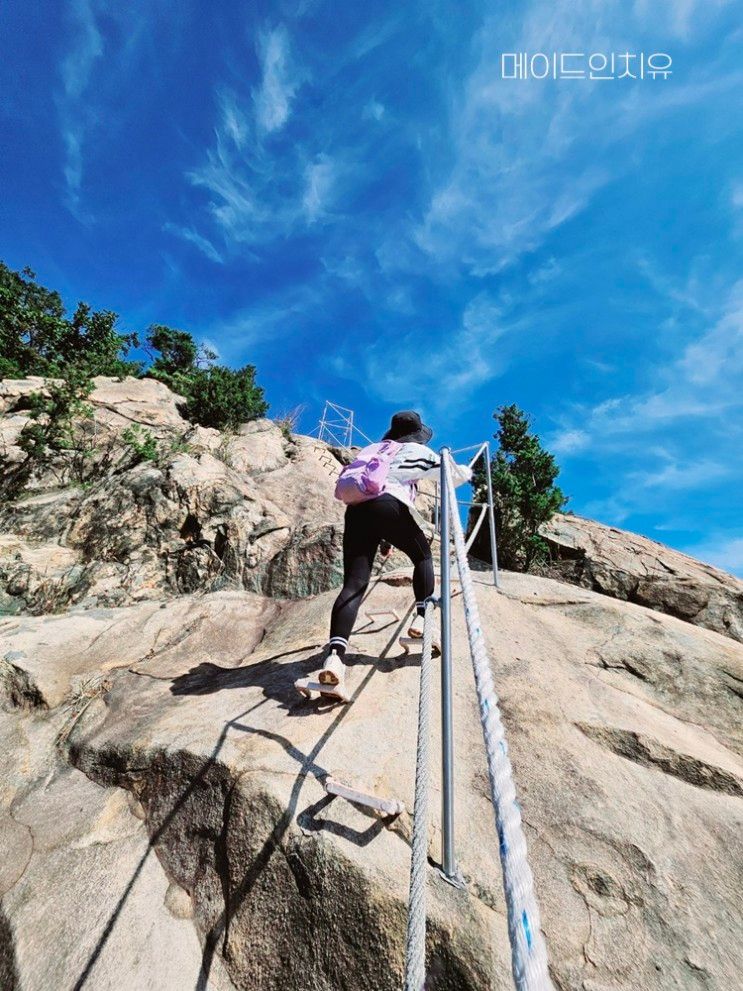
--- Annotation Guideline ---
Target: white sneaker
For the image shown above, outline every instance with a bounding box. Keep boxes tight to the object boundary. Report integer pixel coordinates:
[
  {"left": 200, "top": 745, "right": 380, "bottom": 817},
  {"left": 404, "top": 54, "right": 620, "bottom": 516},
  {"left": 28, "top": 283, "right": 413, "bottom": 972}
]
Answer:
[
  {"left": 408, "top": 614, "right": 424, "bottom": 639},
  {"left": 318, "top": 650, "right": 346, "bottom": 686},
  {"left": 407, "top": 613, "right": 441, "bottom": 657}
]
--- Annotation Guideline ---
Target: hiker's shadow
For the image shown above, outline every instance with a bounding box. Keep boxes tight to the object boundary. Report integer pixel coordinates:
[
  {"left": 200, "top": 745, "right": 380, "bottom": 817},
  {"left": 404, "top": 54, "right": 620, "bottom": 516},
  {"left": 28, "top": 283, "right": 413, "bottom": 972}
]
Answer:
[{"left": 169, "top": 645, "right": 418, "bottom": 715}]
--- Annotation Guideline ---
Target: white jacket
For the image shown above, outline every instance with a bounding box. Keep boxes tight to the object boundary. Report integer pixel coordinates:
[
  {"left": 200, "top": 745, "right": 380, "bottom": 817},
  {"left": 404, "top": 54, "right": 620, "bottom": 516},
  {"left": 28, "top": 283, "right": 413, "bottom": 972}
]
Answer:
[{"left": 384, "top": 442, "right": 472, "bottom": 507}]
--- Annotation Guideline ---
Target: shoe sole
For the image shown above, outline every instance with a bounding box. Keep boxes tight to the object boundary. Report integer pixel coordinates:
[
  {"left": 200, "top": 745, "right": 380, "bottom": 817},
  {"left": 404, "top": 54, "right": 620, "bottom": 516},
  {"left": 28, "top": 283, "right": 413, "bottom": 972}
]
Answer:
[
  {"left": 403, "top": 630, "right": 442, "bottom": 658},
  {"left": 295, "top": 680, "right": 315, "bottom": 699},
  {"left": 319, "top": 687, "right": 350, "bottom": 703},
  {"left": 296, "top": 678, "right": 350, "bottom": 703}
]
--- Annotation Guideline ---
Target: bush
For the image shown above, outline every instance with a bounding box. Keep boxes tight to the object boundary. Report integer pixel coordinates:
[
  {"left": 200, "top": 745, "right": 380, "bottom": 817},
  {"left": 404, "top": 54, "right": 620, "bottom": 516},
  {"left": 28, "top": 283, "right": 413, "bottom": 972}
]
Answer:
[
  {"left": 121, "top": 425, "right": 159, "bottom": 465},
  {"left": 472, "top": 404, "right": 567, "bottom": 571},
  {"left": 1, "top": 258, "right": 270, "bottom": 418},
  {"left": 184, "top": 365, "right": 268, "bottom": 431},
  {"left": 2, "top": 367, "right": 95, "bottom": 494}
]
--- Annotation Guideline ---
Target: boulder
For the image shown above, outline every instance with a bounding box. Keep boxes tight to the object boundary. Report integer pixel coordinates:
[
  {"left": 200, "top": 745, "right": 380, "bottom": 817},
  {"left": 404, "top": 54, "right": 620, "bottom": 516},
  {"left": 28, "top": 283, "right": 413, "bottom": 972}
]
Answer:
[
  {"left": 0, "top": 382, "right": 347, "bottom": 610},
  {"left": 0, "top": 705, "right": 236, "bottom": 990},
  {"left": 0, "top": 571, "right": 741, "bottom": 990},
  {"left": 87, "top": 376, "right": 189, "bottom": 434},
  {"left": 0, "top": 378, "right": 50, "bottom": 414},
  {"left": 541, "top": 513, "right": 743, "bottom": 643}
]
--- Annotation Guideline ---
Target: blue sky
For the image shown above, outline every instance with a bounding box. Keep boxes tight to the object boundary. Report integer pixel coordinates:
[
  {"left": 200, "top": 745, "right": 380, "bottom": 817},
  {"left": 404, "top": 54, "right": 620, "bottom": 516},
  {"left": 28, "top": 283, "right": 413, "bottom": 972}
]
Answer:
[{"left": 1, "top": 1, "right": 742, "bottom": 574}]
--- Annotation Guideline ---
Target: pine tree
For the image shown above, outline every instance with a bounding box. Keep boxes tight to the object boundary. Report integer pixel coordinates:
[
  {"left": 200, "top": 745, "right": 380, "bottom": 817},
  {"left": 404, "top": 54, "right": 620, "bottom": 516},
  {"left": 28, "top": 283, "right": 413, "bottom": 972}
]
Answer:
[{"left": 472, "top": 404, "right": 567, "bottom": 571}]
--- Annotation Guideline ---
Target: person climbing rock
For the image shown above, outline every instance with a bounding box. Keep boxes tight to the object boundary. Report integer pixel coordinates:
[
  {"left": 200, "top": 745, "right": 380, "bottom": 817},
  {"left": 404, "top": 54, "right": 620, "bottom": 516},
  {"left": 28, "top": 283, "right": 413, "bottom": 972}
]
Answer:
[{"left": 296, "top": 410, "right": 471, "bottom": 702}]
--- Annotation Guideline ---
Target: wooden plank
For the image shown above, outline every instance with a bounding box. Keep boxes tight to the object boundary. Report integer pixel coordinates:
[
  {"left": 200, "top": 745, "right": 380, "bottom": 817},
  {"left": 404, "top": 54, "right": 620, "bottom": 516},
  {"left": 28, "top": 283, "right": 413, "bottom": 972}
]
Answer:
[{"left": 325, "top": 776, "right": 405, "bottom": 817}]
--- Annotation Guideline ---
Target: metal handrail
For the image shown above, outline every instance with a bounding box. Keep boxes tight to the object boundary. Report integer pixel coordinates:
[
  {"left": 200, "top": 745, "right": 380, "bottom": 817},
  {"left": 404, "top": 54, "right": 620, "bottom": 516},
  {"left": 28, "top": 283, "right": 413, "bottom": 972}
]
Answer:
[
  {"left": 438, "top": 448, "right": 456, "bottom": 881},
  {"left": 431, "top": 441, "right": 499, "bottom": 588}
]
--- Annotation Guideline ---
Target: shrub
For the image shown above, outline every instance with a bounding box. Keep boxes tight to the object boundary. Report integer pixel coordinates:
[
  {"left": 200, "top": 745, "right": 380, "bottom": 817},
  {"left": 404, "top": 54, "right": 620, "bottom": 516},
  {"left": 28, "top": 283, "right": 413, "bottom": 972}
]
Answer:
[
  {"left": 274, "top": 404, "right": 305, "bottom": 442},
  {"left": 3, "top": 367, "right": 95, "bottom": 494},
  {"left": 121, "top": 425, "right": 159, "bottom": 465},
  {"left": 183, "top": 364, "right": 268, "bottom": 431}
]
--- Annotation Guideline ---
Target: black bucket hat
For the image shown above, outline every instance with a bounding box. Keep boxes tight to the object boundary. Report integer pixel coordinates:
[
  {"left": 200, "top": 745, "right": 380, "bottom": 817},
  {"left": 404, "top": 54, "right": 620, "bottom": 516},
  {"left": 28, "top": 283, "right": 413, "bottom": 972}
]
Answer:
[{"left": 382, "top": 410, "right": 433, "bottom": 445}]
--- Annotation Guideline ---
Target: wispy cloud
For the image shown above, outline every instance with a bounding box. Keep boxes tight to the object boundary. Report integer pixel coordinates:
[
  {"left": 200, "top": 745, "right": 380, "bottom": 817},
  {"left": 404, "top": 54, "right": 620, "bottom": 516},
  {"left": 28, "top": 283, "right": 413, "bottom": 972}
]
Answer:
[
  {"left": 162, "top": 222, "right": 224, "bottom": 263},
  {"left": 363, "top": 99, "right": 385, "bottom": 121},
  {"left": 200, "top": 280, "right": 324, "bottom": 364},
  {"left": 404, "top": 1, "right": 740, "bottom": 279},
  {"left": 634, "top": 0, "right": 733, "bottom": 40},
  {"left": 220, "top": 88, "right": 250, "bottom": 149},
  {"left": 681, "top": 535, "right": 743, "bottom": 576},
  {"left": 56, "top": 0, "right": 103, "bottom": 214},
  {"left": 181, "top": 27, "right": 338, "bottom": 250},
  {"left": 550, "top": 428, "right": 590, "bottom": 456},
  {"left": 302, "top": 156, "right": 335, "bottom": 222},
  {"left": 336, "top": 291, "right": 518, "bottom": 411},
  {"left": 552, "top": 276, "right": 743, "bottom": 454},
  {"left": 253, "top": 26, "right": 299, "bottom": 134}
]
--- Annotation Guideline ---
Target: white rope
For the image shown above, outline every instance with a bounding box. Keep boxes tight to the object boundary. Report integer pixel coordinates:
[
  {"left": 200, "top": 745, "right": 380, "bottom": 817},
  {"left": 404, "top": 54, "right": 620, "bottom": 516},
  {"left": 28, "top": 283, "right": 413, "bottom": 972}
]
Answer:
[
  {"left": 441, "top": 452, "right": 553, "bottom": 991},
  {"left": 403, "top": 599, "right": 434, "bottom": 991}
]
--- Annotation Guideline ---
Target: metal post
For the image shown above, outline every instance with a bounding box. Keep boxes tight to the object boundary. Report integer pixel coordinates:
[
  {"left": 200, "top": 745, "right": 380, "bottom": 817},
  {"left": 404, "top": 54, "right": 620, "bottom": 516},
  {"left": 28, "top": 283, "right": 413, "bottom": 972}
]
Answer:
[
  {"left": 439, "top": 447, "right": 457, "bottom": 881},
  {"left": 483, "top": 442, "right": 500, "bottom": 588}
]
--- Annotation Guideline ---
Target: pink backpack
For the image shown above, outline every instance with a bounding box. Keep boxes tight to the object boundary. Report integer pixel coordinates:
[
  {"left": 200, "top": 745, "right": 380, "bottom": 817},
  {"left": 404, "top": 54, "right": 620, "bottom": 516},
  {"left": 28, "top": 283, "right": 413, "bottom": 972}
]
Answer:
[{"left": 334, "top": 440, "right": 401, "bottom": 504}]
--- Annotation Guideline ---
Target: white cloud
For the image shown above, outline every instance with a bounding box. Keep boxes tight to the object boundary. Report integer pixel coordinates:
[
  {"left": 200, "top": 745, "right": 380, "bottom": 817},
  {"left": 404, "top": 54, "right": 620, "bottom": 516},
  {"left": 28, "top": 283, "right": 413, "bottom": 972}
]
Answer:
[
  {"left": 635, "top": 255, "right": 708, "bottom": 314},
  {"left": 549, "top": 428, "right": 590, "bottom": 455},
  {"left": 219, "top": 89, "right": 249, "bottom": 149},
  {"left": 363, "top": 99, "right": 385, "bottom": 121},
  {"left": 57, "top": 0, "right": 103, "bottom": 212},
  {"left": 634, "top": 0, "right": 733, "bottom": 40},
  {"left": 253, "top": 26, "right": 299, "bottom": 134},
  {"left": 199, "top": 281, "right": 324, "bottom": 364},
  {"left": 187, "top": 89, "right": 288, "bottom": 245},
  {"left": 162, "top": 222, "right": 224, "bottom": 264},
  {"left": 682, "top": 536, "right": 743, "bottom": 576},
  {"left": 404, "top": 2, "right": 739, "bottom": 278},
  {"left": 302, "top": 157, "right": 335, "bottom": 222},
  {"left": 339, "top": 291, "right": 516, "bottom": 411},
  {"left": 183, "top": 29, "right": 336, "bottom": 248},
  {"left": 629, "top": 459, "right": 731, "bottom": 491},
  {"left": 554, "top": 277, "right": 743, "bottom": 450}
]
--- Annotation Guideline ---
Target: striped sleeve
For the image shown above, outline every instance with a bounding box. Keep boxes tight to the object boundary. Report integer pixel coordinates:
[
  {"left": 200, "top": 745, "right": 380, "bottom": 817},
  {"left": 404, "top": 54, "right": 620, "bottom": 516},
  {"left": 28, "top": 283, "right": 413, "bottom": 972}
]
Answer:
[
  {"left": 389, "top": 443, "right": 473, "bottom": 487},
  {"left": 389, "top": 444, "right": 441, "bottom": 482}
]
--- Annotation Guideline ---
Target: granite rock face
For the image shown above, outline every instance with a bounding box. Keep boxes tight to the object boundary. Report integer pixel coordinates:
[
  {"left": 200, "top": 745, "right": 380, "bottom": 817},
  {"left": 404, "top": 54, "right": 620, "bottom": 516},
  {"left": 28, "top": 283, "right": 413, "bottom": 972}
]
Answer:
[
  {"left": 0, "top": 377, "right": 348, "bottom": 610},
  {"left": 1, "top": 574, "right": 741, "bottom": 990},
  {"left": 541, "top": 513, "right": 743, "bottom": 643},
  {"left": 2, "top": 375, "right": 742, "bottom": 990}
]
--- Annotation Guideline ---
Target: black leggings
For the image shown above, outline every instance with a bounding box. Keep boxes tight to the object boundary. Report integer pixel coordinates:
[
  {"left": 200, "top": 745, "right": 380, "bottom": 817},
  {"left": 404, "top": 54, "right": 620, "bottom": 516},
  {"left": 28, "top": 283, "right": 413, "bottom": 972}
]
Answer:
[{"left": 329, "top": 494, "right": 434, "bottom": 654}]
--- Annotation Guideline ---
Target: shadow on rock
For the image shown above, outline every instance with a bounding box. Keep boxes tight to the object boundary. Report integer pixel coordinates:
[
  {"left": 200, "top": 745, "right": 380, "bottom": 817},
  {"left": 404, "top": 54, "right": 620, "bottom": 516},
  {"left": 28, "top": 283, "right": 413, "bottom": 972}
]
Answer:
[{"left": 169, "top": 641, "right": 418, "bottom": 712}]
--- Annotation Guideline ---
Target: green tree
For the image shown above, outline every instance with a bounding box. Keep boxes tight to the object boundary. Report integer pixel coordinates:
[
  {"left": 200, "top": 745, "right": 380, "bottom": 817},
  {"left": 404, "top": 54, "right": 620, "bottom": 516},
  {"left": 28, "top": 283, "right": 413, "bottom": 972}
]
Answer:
[
  {"left": 0, "top": 262, "right": 139, "bottom": 378},
  {"left": 145, "top": 324, "right": 265, "bottom": 429},
  {"left": 472, "top": 404, "right": 567, "bottom": 571},
  {"left": 1, "top": 260, "right": 269, "bottom": 447},
  {"left": 0, "top": 263, "right": 66, "bottom": 377},
  {"left": 146, "top": 324, "right": 201, "bottom": 385}
]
